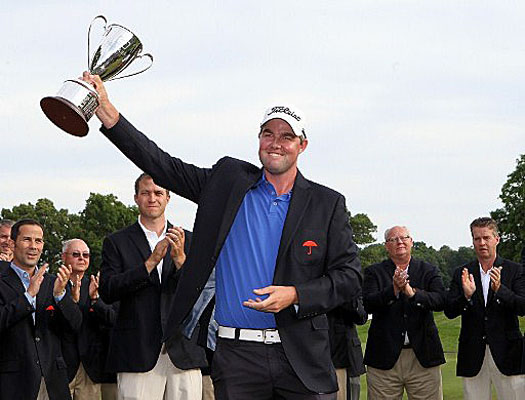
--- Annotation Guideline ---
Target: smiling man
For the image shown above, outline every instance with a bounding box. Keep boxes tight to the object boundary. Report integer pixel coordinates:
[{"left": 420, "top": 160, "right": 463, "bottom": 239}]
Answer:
[
  {"left": 82, "top": 71, "right": 362, "bottom": 400},
  {"left": 445, "top": 217, "right": 525, "bottom": 399},
  {"left": 363, "top": 225, "right": 446, "bottom": 400},
  {"left": 0, "top": 219, "right": 81, "bottom": 400}
]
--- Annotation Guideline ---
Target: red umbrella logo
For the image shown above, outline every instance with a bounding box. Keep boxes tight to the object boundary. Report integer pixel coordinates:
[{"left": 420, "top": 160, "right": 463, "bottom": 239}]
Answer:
[{"left": 302, "top": 240, "right": 318, "bottom": 255}]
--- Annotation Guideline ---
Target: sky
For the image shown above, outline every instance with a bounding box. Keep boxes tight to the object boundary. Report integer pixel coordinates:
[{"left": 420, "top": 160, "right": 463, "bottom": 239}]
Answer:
[{"left": 1, "top": 1, "right": 524, "bottom": 250}]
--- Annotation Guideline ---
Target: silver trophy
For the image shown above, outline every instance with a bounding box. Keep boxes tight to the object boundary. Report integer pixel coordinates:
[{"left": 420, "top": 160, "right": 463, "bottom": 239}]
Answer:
[{"left": 40, "top": 15, "right": 153, "bottom": 136}]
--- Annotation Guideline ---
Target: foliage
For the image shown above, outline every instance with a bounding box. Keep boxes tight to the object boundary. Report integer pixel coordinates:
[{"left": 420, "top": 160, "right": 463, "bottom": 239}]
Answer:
[
  {"left": 1, "top": 194, "right": 137, "bottom": 274},
  {"left": 348, "top": 212, "right": 377, "bottom": 246},
  {"left": 491, "top": 154, "right": 525, "bottom": 262},
  {"left": 359, "top": 243, "right": 387, "bottom": 269}
]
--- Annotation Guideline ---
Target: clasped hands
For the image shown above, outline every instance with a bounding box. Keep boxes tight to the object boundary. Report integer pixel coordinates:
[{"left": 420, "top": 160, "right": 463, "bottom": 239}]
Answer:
[
  {"left": 393, "top": 267, "right": 416, "bottom": 298},
  {"left": 145, "top": 227, "right": 186, "bottom": 272}
]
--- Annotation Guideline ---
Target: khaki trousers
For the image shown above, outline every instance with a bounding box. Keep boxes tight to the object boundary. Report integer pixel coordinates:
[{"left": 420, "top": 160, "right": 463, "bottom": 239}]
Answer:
[
  {"left": 366, "top": 348, "right": 442, "bottom": 400},
  {"left": 117, "top": 351, "right": 202, "bottom": 400},
  {"left": 69, "top": 363, "right": 102, "bottom": 400},
  {"left": 202, "top": 374, "right": 215, "bottom": 400},
  {"left": 37, "top": 377, "right": 49, "bottom": 400},
  {"left": 101, "top": 383, "right": 118, "bottom": 400},
  {"left": 463, "top": 345, "right": 525, "bottom": 400}
]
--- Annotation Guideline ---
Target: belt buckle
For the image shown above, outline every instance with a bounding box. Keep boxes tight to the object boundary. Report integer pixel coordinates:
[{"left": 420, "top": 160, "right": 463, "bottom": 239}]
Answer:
[{"left": 262, "top": 329, "right": 277, "bottom": 344}]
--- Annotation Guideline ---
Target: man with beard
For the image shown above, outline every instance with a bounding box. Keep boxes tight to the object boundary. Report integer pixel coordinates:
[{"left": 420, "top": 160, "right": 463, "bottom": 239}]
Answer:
[{"left": 83, "top": 72, "right": 362, "bottom": 399}]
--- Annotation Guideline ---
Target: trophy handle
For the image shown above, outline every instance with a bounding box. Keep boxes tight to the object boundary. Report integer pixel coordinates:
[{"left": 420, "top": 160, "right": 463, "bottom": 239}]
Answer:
[
  {"left": 88, "top": 15, "right": 108, "bottom": 69},
  {"left": 105, "top": 53, "right": 154, "bottom": 81}
]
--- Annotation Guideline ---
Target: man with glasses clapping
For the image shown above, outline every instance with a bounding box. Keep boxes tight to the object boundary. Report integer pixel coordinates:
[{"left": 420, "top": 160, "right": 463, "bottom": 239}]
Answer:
[{"left": 362, "top": 226, "right": 446, "bottom": 400}]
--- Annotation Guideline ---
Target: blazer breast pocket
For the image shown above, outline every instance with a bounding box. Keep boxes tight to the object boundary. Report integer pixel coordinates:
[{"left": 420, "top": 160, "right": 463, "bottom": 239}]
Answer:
[{"left": 292, "top": 229, "right": 326, "bottom": 267}]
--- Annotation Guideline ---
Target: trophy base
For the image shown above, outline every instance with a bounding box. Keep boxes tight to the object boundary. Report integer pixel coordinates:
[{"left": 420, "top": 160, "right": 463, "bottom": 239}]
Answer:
[{"left": 40, "top": 96, "right": 89, "bottom": 137}]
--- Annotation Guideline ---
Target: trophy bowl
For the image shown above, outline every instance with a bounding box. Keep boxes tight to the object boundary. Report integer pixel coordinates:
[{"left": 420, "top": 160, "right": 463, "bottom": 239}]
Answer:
[{"left": 41, "top": 15, "right": 153, "bottom": 136}]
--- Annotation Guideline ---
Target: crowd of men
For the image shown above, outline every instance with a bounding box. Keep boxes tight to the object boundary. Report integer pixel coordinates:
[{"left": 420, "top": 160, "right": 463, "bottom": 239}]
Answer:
[{"left": 0, "top": 75, "right": 524, "bottom": 399}]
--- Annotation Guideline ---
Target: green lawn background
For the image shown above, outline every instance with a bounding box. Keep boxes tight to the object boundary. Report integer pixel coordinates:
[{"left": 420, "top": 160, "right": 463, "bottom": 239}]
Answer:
[{"left": 356, "top": 313, "right": 525, "bottom": 399}]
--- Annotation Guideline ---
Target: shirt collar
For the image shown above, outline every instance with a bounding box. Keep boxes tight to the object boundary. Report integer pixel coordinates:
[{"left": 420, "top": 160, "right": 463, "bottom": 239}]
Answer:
[
  {"left": 137, "top": 216, "right": 167, "bottom": 238},
  {"left": 253, "top": 173, "right": 293, "bottom": 200},
  {"left": 10, "top": 261, "right": 35, "bottom": 280}
]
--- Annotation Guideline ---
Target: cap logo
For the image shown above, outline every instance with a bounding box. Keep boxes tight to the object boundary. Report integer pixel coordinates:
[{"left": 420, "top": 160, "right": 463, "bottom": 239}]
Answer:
[{"left": 268, "top": 106, "right": 301, "bottom": 122}]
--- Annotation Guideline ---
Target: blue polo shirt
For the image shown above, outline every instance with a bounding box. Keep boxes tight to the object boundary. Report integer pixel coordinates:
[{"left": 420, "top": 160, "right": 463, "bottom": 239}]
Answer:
[{"left": 215, "top": 174, "right": 292, "bottom": 329}]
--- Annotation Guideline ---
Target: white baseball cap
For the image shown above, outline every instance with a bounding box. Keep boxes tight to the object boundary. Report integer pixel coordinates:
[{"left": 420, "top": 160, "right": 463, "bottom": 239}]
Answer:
[{"left": 260, "top": 105, "right": 307, "bottom": 139}]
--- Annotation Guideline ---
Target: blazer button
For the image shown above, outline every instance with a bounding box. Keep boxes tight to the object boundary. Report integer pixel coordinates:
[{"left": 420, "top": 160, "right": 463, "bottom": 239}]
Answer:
[
  {"left": 484, "top": 316, "right": 488, "bottom": 321},
  {"left": 35, "top": 337, "right": 41, "bottom": 343},
  {"left": 482, "top": 335, "right": 486, "bottom": 340}
]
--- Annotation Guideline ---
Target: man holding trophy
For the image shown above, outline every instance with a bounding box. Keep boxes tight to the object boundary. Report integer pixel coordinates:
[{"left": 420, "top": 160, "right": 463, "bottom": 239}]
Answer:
[{"left": 79, "top": 66, "right": 362, "bottom": 400}]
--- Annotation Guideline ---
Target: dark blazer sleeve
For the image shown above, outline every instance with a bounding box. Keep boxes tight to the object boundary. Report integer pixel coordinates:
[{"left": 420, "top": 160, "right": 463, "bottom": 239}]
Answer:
[
  {"left": 408, "top": 261, "right": 445, "bottom": 311},
  {"left": 100, "top": 115, "right": 212, "bottom": 203},
  {"left": 444, "top": 265, "right": 472, "bottom": 319},
  {"left": 494, "top": 261, "right": 525, "bottom": 316},
  {"left": 295, "top": 195, "right": 362, "bottom": 317},
  {"left": 54, "top": 284, "right": 83, "bottom": 332},
  {"left": 363, "top": 263, "right": 397, "bottom": 314},
  {"left": 99, "top": 234, "right": 153, "bottom": 304},
  {"left": 0, "top": 292, "right": 35, "bottom": 333}
]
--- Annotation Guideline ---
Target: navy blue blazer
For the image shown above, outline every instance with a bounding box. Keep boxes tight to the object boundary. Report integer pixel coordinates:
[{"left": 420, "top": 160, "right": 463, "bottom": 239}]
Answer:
[
  {"left": 0, "top": 262, "right": 82, "bottom": 400},
  {"left": 445, "top": 256, "right": 525, "bottom": 376},
  {"left": 99, "top": 115, "right": 362, "bottom": 393}
]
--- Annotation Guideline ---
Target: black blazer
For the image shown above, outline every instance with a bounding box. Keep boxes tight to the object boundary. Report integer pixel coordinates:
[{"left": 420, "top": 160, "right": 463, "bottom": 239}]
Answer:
[
  {"left": 445, "top": 256, "right": 525, "bottom": 377},
  {"left": 0, "top": 261, "right": 82, "bottom": 400},
  {"left": 61, "top": 275, "right": 117, "bottom": 383},
  {"left": 100, "top": 115, "right": 362, "bottom": 393},
  {"left": 327, "top": 296, "right": 367, "bottom": 377},
  {"left": 363, "top": 258, "right": 446, "bottom": 370},
  {"left": 99, "top": 222, "right": 207, "bottom": 373}
]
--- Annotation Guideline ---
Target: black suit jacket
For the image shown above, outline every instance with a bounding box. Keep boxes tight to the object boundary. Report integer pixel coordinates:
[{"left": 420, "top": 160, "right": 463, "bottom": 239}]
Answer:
[
  {"left": 99, "top": 222, "right": 207, "bottom": 373},
  {"left": 0, "top": 261, "right": 82, "bottom": 400},
  {"left": 445, "top": 256, "right": 525, "bottom": 376},
  {"left": 100, "top": 115, "right": 362, "bottom": 393},
  {"left": 363, "top": 258, "right": 446, "bottom": 370},
  {"left": 328, "top": 296, "right": 367, "bottom": 377},
  {"left": 61, "top": 275, "right": 117, "bottom": 383}
]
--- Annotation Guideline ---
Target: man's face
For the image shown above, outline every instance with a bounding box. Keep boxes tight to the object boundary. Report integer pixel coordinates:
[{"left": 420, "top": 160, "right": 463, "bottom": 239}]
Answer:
[
  {"left": 385, "top": 226, "right": 413, "bottom": 260},
  {"left": 258, "top": 119, "right": 308, "bottom": 176},
  {"left": 134, "top": 177, "right": 170, "bottom": 220},
  {"left": 472, "top": 226, "right": 499, "bottom": 261},
  {"left": 62, "top": 240, "right": 90, "bottom": 274},
  {"left": 12, "top": 224, "right": 44, "bottom": 270},
  {"left": 0, "top": 225, "right": 12, "bottom": 257}
]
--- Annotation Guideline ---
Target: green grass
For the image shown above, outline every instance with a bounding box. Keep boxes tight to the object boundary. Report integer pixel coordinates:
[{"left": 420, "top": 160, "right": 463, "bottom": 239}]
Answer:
[{"left": 356, "top": 313, "right": 525, "bottom": 399}]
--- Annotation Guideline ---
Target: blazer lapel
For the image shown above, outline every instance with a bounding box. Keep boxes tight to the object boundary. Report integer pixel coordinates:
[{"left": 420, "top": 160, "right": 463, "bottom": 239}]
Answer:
[
  {"left": 1, "top": 266, "right": 26, "bottom": 294},
  {"left": 129, "top": 222, "right": 160, "bottom": 286},
  {"left": 161, "top": 222, "right": 174, "bottom": 284},
  {"left": 213, "top": 169, "right": 262, "bottom": 257},
  {"left": 274, "top": 171, "right": 311, "bottom": 277}
]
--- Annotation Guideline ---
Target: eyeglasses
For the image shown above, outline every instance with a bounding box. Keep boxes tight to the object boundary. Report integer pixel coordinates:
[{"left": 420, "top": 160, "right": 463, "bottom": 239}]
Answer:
[
  {"left": 385, "top": 235, "right": 411, "bottom": 243},
  {"left": 66, "top": 251, "right": 90, "bottom": 259}
]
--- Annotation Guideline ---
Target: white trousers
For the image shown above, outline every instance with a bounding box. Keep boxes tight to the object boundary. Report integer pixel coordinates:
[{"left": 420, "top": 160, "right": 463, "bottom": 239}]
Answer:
[
  {"left": 463, "top": 345, "right": 525, "bottom": 400},
  {"left": 117, "top": 351, "right": 202, "bottom": 400}
]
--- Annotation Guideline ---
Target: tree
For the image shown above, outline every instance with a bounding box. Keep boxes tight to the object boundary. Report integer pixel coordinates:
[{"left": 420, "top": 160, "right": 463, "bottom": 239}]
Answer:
[
  {"left": 74, "top": 193, "right": 138, "bottom": 274},
  {"left": 348, "top": 212, "right": 377, "bottom": 246},
  {"left": 2, "top": 194, "right": 138, "bottom": 274},
  {"left": 359, "top": 243, "right": 387, "bottom": 268},
  {"left": 491, "top": 154, "right": 525, "bottom": 262}
]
